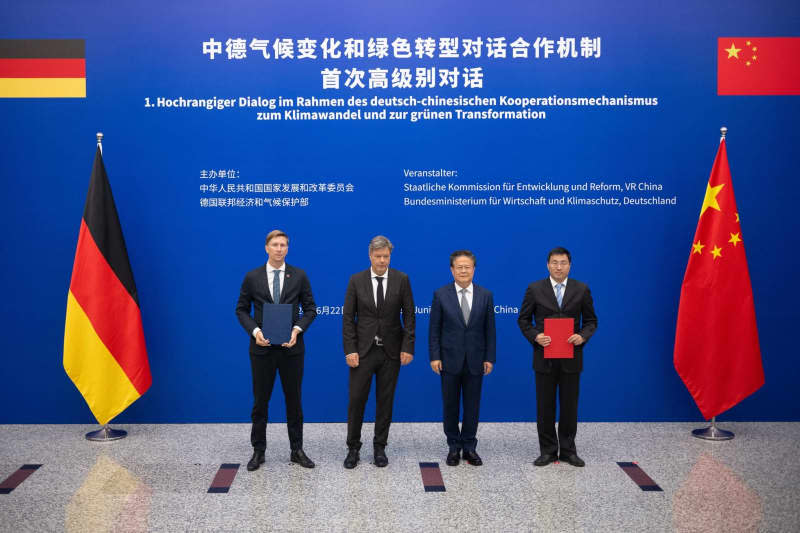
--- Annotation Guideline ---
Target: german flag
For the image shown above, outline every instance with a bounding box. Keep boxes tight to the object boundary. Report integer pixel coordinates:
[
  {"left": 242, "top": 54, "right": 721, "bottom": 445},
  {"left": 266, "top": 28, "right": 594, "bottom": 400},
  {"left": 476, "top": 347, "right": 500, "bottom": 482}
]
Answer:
[
  {"left": 64, "top": 148, "right": 151, "bottom": 425},
  {"left": 0, "top": 39, "right": 86, "bottom": 98}
]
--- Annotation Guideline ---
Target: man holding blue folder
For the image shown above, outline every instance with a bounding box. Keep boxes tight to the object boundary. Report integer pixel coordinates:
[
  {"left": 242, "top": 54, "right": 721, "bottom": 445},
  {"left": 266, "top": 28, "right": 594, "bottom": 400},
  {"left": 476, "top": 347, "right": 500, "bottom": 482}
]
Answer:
[{"left": 236, "top": 229, "right": 317, "bottom": 471}]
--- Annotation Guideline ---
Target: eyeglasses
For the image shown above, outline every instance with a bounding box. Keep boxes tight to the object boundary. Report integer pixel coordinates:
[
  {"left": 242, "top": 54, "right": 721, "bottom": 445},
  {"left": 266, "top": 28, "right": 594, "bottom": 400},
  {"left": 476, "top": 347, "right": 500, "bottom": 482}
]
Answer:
[{"left": 548, "top": 261, "right": 569, "bottom": 267}]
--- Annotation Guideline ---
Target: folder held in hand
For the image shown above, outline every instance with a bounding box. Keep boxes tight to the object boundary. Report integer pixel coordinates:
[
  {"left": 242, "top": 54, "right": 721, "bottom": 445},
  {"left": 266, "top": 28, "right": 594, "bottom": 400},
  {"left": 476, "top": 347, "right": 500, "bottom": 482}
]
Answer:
[
  {"left": 544, "top": 318, "right": 574, "bottom": 358},
  {"left": 261, "top": 303, "right": 293, "bottom": 345}
]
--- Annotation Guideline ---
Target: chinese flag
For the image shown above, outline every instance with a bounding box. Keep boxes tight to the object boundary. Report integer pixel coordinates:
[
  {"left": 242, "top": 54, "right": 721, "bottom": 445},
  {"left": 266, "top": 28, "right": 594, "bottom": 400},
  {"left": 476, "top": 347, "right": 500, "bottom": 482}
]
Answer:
[
  {"left": 674, "top": 137, "right": 764, "bottom": 420},
  {"left": 64, "top": 148, "right": 152, "bottom": 425},
  {"left": 718, "top": 37, "right": 800, "bottom": 95}
]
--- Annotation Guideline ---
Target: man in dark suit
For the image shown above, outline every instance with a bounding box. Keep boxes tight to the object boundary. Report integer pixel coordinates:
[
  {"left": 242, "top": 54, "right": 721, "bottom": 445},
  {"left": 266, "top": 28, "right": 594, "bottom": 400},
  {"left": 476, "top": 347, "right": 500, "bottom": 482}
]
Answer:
[
  {"left": 429, "top": 250, "right": 496, "bottom": 467},
  {"left": 236, "top": 229, "right": 317, "bottom": 471},
  {"left": 518, "top": 246, "right": 597, "bottom": 467},
  {"left": 342, "top": 235, "right": 415, "bottom": 469}
]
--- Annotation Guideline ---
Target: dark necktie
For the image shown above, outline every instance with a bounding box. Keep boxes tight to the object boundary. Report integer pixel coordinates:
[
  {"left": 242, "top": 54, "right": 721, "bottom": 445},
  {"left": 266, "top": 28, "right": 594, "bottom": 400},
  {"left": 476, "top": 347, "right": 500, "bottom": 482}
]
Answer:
[
  {"left": 375, "top": 276, "right": 384, "bottom": 314},
  {"left": 376, "top": 276, "right": 384, "bottom": 338}
]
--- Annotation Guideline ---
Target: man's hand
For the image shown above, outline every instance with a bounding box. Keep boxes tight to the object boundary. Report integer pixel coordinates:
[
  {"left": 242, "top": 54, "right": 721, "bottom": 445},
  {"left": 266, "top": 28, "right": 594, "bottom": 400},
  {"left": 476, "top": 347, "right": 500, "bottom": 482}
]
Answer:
[
  {"left": 255, "top": 330, "right": 270, "bottom": 346},
  {"left": 400, "top": 352, "right": 414, "bottom": 366},
  {"left": 281, "top": 328, "right": 299, "bottom": 348},
  {"left": 484, "top": 361, "right": 494, "bottom": 375},
  {"left": 430, "top": 360, "right": 442, "bottom": 374},
  {"left": 345, "top": 352, "right": 359, "bottom": 368},
  {"left": 535, "top": 333, "right": 551, "bottom": 347},
  {"left": 567, "top": 334, "right": 585, "bottom": 346}
]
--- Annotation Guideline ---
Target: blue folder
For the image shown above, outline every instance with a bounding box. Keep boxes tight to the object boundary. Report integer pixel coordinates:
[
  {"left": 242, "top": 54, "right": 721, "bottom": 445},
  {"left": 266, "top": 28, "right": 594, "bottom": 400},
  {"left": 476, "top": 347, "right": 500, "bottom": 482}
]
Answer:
[{"left": 261, "top": 303, "right": 293, "bottom": 345}]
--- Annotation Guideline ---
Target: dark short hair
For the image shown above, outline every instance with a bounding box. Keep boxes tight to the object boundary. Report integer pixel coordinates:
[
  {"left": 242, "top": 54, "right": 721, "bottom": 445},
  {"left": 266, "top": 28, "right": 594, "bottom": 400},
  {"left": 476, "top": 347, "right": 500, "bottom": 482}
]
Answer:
[
  {"left": 265, "top": 229, "right": 289, "bottom": 245},
  {"left": 547, "top": 246, "right": 571, "bottom": 263},
  {"left": 450, "top": 250, "right": 476, "bottom": 267}
]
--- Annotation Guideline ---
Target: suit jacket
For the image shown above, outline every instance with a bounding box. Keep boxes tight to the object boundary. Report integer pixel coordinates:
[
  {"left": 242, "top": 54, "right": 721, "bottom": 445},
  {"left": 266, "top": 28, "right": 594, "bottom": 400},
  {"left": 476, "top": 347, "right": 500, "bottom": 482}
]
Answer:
[
  {"left": 342, "top": 268, "right": 415, "bottom": 360},
  {"left": 517, "top": 277, "right": 597, "bottom": 373},
  {"left": 235, "top": 263, "right": 316, "bottom": 356},
  {"left": 429, "top": 283, "right": 496, "bottom": 376}
]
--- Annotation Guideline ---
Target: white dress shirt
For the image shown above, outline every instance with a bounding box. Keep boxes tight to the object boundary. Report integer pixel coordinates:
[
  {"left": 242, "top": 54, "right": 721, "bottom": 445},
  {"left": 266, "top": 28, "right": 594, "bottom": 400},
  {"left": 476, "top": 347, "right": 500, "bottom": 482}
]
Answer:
[
  {"left": 549, "top": 277, "right": 568, "bottom": 301},
  {"left": 455, "top": 282, "right": 474, "bottom": 309},
  {"left": 266, "top": 263, "right": 285, "bottom": 301}
]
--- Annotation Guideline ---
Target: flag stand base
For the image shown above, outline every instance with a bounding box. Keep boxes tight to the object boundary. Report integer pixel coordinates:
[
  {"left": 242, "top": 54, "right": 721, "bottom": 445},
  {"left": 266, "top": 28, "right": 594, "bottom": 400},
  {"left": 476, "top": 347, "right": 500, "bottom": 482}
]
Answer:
[
  {"left": 85, "top": 425, "right": 127, "bottom": 441},
  {"left": 691, "top": 417, "right": 734, "bottom": 441}
]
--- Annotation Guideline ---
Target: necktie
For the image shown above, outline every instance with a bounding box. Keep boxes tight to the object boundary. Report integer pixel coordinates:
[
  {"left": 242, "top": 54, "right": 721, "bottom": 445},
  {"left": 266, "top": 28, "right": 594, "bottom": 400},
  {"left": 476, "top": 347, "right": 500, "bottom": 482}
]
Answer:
[
  {"left": 375, "top": 276, "right": 384, "bottom": 338},
  {"left": 273, "top": 270, "right": 281, "bottom": 304},
  {"left": 375, "top": 276, "right": 384, "bottom": 314},
  {"left": 460, "top": 288, "right": 471, "bottom": 323},
  {"left": 555, "top": 283, "right": 563, "bottom": 308}
]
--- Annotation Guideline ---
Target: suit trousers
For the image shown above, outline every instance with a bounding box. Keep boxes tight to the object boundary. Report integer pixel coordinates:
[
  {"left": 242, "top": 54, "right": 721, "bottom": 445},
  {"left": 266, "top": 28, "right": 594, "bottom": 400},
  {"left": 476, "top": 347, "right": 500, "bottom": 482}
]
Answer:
[
  {"left": 346, "top": 344, "right": 401, "bottom": 450},
  {"left": 441, "top": 365, "right": 483, "bottom": 452},
  {"left": 535, "top": 360, "right": 580, "bottom": 456},
  {"left": 249, "top": 349, "right": 304, "bottom": 452}
]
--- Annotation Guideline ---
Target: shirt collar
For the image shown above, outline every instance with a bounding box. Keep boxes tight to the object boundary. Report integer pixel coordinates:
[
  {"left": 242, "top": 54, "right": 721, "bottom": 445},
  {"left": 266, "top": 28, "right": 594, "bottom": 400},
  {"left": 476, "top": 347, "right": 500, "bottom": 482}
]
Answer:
[
  {"left": 550, "top": 277, "right": 568, "bottom": 288},
  {"left": 454, "top": 282, "right": 473, "bottom": 294},
  {"left": 267, "top": 263, "right": 285, "bottom": 274},
  {"left": 371, "top": 268, "right": 387, "bottom": 279}
]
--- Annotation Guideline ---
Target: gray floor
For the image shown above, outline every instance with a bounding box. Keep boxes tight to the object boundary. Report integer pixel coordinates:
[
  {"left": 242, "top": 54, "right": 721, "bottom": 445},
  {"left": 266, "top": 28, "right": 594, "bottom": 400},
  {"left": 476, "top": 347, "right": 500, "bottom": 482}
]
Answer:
[{"left": 0, "top": 422, "right": 797, "bottom": 532}]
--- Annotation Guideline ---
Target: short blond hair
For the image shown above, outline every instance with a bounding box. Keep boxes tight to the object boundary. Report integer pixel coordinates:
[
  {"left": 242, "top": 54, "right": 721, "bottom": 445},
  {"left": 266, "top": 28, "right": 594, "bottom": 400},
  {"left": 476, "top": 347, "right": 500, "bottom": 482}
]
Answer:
[{"left": 265, "top": 229, "right": 289, "bottom": 245}]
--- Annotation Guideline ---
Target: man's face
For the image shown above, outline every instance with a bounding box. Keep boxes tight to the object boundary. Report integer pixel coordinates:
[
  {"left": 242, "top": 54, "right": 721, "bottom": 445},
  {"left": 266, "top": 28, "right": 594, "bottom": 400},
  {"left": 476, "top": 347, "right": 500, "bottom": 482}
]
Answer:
[
  {"left": 450, "top": 256, "right": 475, "bottom": 287},
  {"left": 369, "top": 247, "right": 391, "bottom": 276},
  {"left": 265, "top": 236, "right": 289, "bottom": 266},
  {"left": 547, "top": 253, "right": 571, "bottom": 283}
]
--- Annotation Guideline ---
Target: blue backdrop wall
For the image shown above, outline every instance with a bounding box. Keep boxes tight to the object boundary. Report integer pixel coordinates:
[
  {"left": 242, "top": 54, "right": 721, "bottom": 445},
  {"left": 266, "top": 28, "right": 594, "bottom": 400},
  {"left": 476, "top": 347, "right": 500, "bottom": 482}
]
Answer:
[{"left": 2, "top": 0, "right": 798, "bottom": 423}]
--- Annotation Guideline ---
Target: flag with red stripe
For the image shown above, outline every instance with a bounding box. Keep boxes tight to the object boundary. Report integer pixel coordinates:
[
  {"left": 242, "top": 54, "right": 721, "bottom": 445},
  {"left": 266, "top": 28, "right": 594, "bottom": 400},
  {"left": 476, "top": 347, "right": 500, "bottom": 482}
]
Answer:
[
  {"left": 64, "top": 147, "right": 151, "bottom": 425},
  {"left": 0, "top": 39, "right": 86, "bottom": 98}
]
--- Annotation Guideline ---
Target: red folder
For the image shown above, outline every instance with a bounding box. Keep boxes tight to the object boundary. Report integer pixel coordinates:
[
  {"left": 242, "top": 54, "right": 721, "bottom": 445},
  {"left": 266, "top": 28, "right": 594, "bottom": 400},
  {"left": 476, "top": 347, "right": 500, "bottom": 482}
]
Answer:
[{"left": 544, "top": 318, "right": 574, "bottom": 358}]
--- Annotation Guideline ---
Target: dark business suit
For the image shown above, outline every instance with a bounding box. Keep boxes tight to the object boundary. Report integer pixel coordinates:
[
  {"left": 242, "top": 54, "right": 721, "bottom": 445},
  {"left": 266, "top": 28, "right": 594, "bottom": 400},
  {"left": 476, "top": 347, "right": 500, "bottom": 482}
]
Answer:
[
  {"left": 517, "top": 278, "right": 597, "bottom": 456},
  {"left": 236, "top": 263, "right": 316, "bottom": 452},
  {"left": 429, "top": 283, "right": 496, "bottom": 452},
  {"left": 343, "top": 268, "right": 415, "bottom": 450}
]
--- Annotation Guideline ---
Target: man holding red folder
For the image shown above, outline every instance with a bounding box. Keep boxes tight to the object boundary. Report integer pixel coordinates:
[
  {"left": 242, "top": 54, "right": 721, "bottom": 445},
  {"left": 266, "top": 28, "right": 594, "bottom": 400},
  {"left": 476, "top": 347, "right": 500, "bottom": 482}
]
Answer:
[{"left": 518, "top": 247, "right": 597, "bottom": 467}]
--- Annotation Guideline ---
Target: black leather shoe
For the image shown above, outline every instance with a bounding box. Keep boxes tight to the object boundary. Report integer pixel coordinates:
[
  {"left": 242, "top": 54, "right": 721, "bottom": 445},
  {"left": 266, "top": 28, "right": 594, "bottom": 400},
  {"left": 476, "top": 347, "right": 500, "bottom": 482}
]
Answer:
[
  {"left": 446, "top": 450, "right": 460, "bottom": 466},
  {"left": 373, "top": 447, "right": 388, "bottom": 467},
  {"left": 290, "top": 449, "right": 315, "bottom": 469},
  {"left": 343, "top": 449, "right": 360, "bottom": 469},
  {"left": 462, "top": 449, "right": 483, "bottom": 466},
  {"left": 247, "top": 450, "right": 265, "bottom": 471},
  {"left": 533, "top": 453, "right": 558, "bottom": 466},
  {"left": 560, "top": 453, "right": 585, "bottom": 467}
]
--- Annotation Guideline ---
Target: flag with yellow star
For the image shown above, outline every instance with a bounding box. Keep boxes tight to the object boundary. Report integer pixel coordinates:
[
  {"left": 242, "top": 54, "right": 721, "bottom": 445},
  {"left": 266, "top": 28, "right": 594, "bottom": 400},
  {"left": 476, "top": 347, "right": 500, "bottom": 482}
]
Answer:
[
  {"left": 717, "top": 37, "right": 800, "bottom": 95},
  {"left": 674, "top": 136, "right": 764, "bottom": 420}
]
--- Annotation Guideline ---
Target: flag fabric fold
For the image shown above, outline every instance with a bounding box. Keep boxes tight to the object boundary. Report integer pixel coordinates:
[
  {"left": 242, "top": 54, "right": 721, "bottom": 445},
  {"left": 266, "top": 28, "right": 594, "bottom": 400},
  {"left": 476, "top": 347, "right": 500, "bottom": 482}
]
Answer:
[
  {"left": 64, "top": 147, "right": 151, "bottom": 425},
  {"left": 674, "top": 138, "right": 764, "bottom": 420}
]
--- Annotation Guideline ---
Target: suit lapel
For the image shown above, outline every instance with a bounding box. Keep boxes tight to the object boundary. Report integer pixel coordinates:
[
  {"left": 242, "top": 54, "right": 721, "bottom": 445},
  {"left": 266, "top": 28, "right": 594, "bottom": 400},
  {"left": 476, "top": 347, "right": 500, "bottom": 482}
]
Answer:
[
  {"left": 466, "top": 285, "right": 482, "bottom": 327},
  {"left": 541, "top": 278, "right": 559, "bottom": 310},
  {"left": 262, "top": 264, "right": 274, "bottom": 303},
  {"left": 447, "top": 284, "right": 467, "bottom": 327},
  {"left": 282, "top": 265, "right": 295, "bottom": 301},
  {"left": 560, "top": 280, "right": 576, "bottom": 310},
  {"left": 362, "top": 269, "right": 377, "bottom": 312}
]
